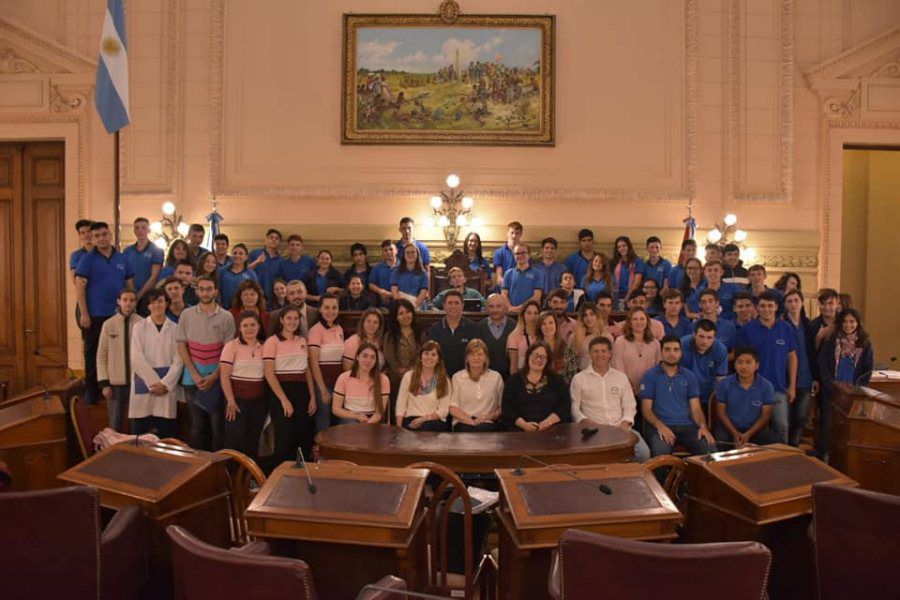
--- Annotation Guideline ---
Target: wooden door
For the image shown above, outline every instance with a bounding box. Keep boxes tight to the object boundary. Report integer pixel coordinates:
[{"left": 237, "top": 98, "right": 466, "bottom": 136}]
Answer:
[{"left": 0, "top": 142, "right": 66, "bottom": 393}]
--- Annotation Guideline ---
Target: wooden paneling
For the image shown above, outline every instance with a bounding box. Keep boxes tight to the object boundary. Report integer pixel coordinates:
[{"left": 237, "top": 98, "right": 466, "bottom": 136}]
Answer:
[{"left": 0, "top": 145, "right": 22, "bottom": 389}]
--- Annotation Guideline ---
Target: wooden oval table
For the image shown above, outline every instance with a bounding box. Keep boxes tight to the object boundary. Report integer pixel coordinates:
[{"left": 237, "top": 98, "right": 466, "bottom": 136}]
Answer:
[{"left": 315, "top": 423, "right": 636, "bottom": 473}]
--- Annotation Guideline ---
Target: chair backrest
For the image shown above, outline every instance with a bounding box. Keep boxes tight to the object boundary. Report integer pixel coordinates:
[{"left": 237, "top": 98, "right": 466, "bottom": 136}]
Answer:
[
  {"left": 71, "top": 395, "right": 103, "bottom": 460},
  {"left": 0, "top": 486, "right": 102, "bottom": 599},
  {"left": 167, "top": 525, "right": 316, "bottom": 600},
  {"left": 405, "top": 461, "right": 474, "bottom": 600},
  {"left": 707, "top": 391, "right": 719, "bottom": 430},
  {"left": 644, "top": 455, "right": 687, "bottom": 506},
  {"left": 216, "top": 448, "right": 267, "bottom": 545},
  {"left": 813, "top": 483, "right": 900, "bottom": 600},
  {"left": 555, "top": 529, "right": 770, "bottom": 600},
  {"left": 157, "top": 438, "right": 190, "bottom": 448}
]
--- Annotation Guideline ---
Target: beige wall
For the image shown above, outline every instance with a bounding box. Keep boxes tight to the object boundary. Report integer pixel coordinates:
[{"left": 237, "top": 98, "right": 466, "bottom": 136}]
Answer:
[
  {"left": 840, "top": 148, "right": 900, "bottom": 364},
  {"left": 0, "top": 0, "right": 899, "bottom": 368}
]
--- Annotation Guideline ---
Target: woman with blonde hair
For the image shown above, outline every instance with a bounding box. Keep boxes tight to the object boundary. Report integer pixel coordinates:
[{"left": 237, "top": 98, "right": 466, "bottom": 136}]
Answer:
[
  {"left": 449, "top": 339, "right": 504, "bottom": 432},
  {"left": 611, "top": 307, "right": 661, "bottom": 393},
  {"left": 395, "top": 340, "right": 451, "bottom": 431}
]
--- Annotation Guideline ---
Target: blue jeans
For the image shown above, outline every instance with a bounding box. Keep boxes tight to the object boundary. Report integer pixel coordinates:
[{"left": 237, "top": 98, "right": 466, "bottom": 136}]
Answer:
[
  {"left": 314, "top": 387, "right": 334, "bottom": 433},
  {"left": 106, "top": 384, "right": 130, "bottom": 431},
  {"left": 788, "top": 387, "right": 812, "bottom": 446},
  {"left": 713, "top": 422, "right": 782, "bottom": 448},
  {"left": 629, "top": 428, "right": 651, "bottom": 463},
  {"left": 643, "top": 422, "right": 715, "bottom": 457},
  {"left": 770, "top": 392, "right": 789, "bottom": 444}
]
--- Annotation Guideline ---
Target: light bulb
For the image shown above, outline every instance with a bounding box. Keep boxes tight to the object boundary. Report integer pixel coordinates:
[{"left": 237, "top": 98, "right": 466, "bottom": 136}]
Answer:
[
  {"left": 470, "top": 216, "right": 483, "bottom": 230},
  {"left": 734, "top": 229, "right": 748, "bottom": 242},
  {"left": 153, "top": 238, "right": 167, "bottom": 250},
  {"left": 438, "top": 215, "right": 450, "bottom": 227},
  {"left": 176, "top": 222, "right": 190, "bottom": 237},
  {"left": 724, "top": 213, "right": 737, "bottom": 226},
  {"left": 424, "top": 216, "right": 435, "bottom": 228},
  {"left": 461, "top": 196, "right": 473, "bottom": 209},
  {"left": 445, "top": 174, "right": 460, "bottom": 189},
  {"left": 708, "top": 228, "right": 722, "bottom": 243},
  {"left": 456, "top": 215, "right": 468, "bottom": 227},
  {"left": 430, "top": 196, "right": 443, "bottom": 209},
  {"left": 162, "top": 201, "right": 176, "bottom": 216},
  {"left": 150, "top": 221, "right": 163, "bottom": 234}
]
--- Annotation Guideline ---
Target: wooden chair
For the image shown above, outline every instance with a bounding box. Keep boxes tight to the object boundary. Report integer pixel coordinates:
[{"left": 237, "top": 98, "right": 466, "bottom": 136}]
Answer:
[
  {"left": 158, "top": 438, "right": 190, "bottom": 447},
  {"left": 706, "top": 391, "right": 719, "bottom": 431},
  {"left": 70, "top": 395, "right": 103, "bottom": 461},
  {"left": 217, "top": 449, "right": 267, "bottom": 546},
  {"left": 405, "top": 461, "right": 474, "bottom": 600},
  {"left": 645, "top": 455, "right": 686, "bottom": 506}
]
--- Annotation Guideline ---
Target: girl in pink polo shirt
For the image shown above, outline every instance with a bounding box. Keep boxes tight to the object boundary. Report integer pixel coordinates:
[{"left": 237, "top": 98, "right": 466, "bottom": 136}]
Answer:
[
  {"left": 308, "top": 293, "right": 344, "bottom": 432},
  {"left": 263, "top": 306, "right": 317, "bottom": 464},
  {"left": 333, "top": 343, "right": 391, "bottom": 425},
  {"left": 507, "top": 300, "right": 541, "bottom": 375},
  {"left": 341, "top": 308, "right": 385, "bottom": 372},
  {"left": 220, "top": 311, "right": 266, "bottom": 462}
]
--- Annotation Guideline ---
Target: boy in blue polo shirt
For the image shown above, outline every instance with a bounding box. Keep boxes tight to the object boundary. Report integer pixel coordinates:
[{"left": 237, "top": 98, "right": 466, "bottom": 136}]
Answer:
[
  {"left": 680, "top": 320, "right": 728, "bottom": 408},
  {"left": 75, "top": 222, "right": 135, "bottom": 404},
  {"left": 531, "top": 237, "right": 567, "bottom": 294},
  {"left": 123, "top": 217, "right": 164, "bottom": 314},
  {"left": 69, "top": 218, "right": 93, "bottom": 284},
  {"left": 248, "top": 228, "right": 283, "bottom": 300},
  {"left": 694, "top": 289, "right": 737, "bottom": 351},
  {"left": 640, "top": 335, "right": 716, "bottom": 457},
  {"left": 654, "top": 289, "right": 693, "bottom": 338},
  {"left": 277, "top": 234, "right": 316, "bottom": 289},
  {"left": 734, "top": 291, "right": 797, "bottom": 443},
  {"left": 642, "top": 236, "right": 672, "bottom": 288},
  {"left": 667, "top": 239, "right": 697, "bottom": 290},
  {"left": 501, "top": 243, "right": 542, "bottom": 311},
  {"left": 493, "top": 221, "right": 523, "bottom": 288},
  {"left": 687, "top": 260, "right": 739, "bottom": 320},
  {"left": 564, "top": 228, "right": 594, "bottom": 289},
  {"left": 713, "top": 346, "right": 781, "bottom": 447},
  {"left": 396, "top": 217, "right": 431, "bottom": 279},
  {"left": 369, "top": 239, "right": 399, "bottom": 306}
]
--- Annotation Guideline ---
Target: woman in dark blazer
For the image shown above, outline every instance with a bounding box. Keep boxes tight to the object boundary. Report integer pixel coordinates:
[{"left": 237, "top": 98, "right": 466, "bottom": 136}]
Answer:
[{"left": 502, "top": 341, "right": 571, "bottom": 432}]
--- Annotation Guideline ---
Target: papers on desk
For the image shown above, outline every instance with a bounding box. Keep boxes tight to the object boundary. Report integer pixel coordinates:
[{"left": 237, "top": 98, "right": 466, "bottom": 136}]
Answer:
[{"left": 449, "top": 487, "right": 499, "bottom": 514}]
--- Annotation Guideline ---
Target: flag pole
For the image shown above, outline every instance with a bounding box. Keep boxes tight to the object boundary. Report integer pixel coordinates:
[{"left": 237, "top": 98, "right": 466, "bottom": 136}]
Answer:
[{"left": 114, "top": 129, "right": 121, "bottom": 248}]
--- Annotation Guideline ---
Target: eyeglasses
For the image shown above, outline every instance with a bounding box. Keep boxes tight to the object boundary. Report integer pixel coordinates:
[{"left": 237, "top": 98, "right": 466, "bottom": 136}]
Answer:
[{"left": 530, "top": 354, "right": 548, "bottom": 362}]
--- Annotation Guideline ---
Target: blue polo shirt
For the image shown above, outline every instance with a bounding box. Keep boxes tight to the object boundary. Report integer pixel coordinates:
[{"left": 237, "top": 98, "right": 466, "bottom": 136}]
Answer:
[
  {"left": 532, "top": 260, "right": 567, "bottom": 293},
  {"left": 612, "top": 258, "right": 645, "bottom": 298},
  {"left": 370, "top": 262, "right": 397, "bottom": 292},
  {"left": 390, "top": 269, "right": 428, "bottom": 296},
  {"left": 75, "top": 248, "right": 134, "bottom": 317},
  {"left": 693, "top": 318, "right": 737, "bottom": 350},
  {"left": 735, "top": 319, "right": 797, "bottom": 393},
  {"left": 583, "top": 278, "right": 611, "bottom": 302},
  {"left": 679, "top": 334, "right": 729, "bottom": 403},
  {"left": 502, "top": 266, "right": 540, "bottom": 306},
  {"left": 219, "top": 267, "right": 259, "bottom": 309},
  {"left": 123, "top": 241, "right": 164, "bottom": 292},
  {"left": 69, "top": 247, "right": 89, "bottom": 270},
  {"left": 687, "top": 282, "right": 740, "bottom": 321},
  {"left": 642, "top": 257, "right": 672, "bottom": 287},
  {"left": 668, "top": 264, "right": 686, "bottom": 289},
  {"left": 248, "top": 248, "right": 282, "bottom": 299},
  {"left": 786, "top": 318, "right": 813, "bottom": 388},
  {"left": 278, "top": 255, "right": 316, "bottom": 286},
  {"left": 639, "top": 365, "right": 700, "bottom": 426},
  {"left": 564, "top": 252, "right": 591, "bottom": 289},
  {"left": 656, "top": 315, "right": 694, "bottom": 339},
  {"left": 469, "top": 257, "right": 491, "bottom": 275},
  {"left": 395, "top": 240, "right": 431, "bottom": 266},
  {"left": 716, "top": 374, "right": 774, "bottom": 430},
  {"left": 492, "top": 245, "right": 516, "bottom": 276}
]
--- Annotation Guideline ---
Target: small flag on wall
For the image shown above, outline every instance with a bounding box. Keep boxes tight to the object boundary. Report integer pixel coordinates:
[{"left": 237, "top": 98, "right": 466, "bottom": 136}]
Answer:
[{"left": 94, "top": 0, "right": 130, "bottom": 133}]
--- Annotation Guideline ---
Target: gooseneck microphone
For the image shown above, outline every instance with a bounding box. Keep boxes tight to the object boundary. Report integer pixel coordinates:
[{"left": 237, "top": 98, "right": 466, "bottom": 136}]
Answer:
[
  {"left": 511, "top": 454, "right": 613, "bottom": 495},
  {"left": 703, "top": 440, "right": 808, "bottom": 464},
  {"left": 854, "top": 356, "right": 897, "bottom": 388},
  {"left": 294, "top": 447, "right": 317, "bottom": 495}
]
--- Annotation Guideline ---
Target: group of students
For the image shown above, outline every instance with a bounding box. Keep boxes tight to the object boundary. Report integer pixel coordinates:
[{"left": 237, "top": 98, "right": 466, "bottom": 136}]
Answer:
[{"left": 71, "top": 216, "right": 874, "bottom": 466}]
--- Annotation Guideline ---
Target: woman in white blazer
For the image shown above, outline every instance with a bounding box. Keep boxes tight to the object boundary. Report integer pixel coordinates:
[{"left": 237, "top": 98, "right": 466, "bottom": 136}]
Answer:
[{"left": 130, "top": 289, "right": 184, "bottom": 437}]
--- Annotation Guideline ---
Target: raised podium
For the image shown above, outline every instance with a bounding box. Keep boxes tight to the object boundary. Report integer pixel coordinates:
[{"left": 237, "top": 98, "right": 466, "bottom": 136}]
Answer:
[
  {"left": 829, "top": 382, "right": 900, "bottom": 495},
  {"left": 0, "top": 393, "right": 67, "bottom": 490},
  {"left": 59, "top": 441, "right": 231, "bottom": 594},
  {"left": 495, "top": 463, "right": 682, "bottom": 600},
  {"left": 246, "top": 461, "right": 429, "bottom": 600},
  {"left": 683, "top": 444, "right": 856, "bottom": 599}
]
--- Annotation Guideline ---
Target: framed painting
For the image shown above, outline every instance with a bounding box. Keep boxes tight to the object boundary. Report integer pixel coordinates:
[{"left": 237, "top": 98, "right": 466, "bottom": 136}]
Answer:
[{"left": 342, "top": 11, "right": 555, "bottom": 146}]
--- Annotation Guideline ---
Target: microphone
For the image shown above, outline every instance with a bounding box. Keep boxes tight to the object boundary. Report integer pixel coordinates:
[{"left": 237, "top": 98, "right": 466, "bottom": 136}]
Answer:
[
  {"left": 853, "top": 356, "right": 897, "bottom": 388},
  {"left": 294, "top": 447, "right": 317, "bottom": 495},
  {"left": 511, "top": 455, "right": 613, "bottom": 495},
  {"left": 703, "top": 440, "right": 808, "bottom": 464}
]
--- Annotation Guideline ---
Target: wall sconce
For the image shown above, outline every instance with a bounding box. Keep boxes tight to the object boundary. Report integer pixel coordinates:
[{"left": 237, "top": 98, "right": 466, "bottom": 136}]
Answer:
[
  {"left": 149, "top": 201, "right": 190, "bottom": 250},
  {"left": 424, "top": 173, "right": 479, "bottom": 250},
  {"left": 703, "top": 213, "right": 756, "bottom": 263}
]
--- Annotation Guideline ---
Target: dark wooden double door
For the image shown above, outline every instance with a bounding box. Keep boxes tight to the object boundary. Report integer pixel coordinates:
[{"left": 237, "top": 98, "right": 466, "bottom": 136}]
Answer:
[{"left": 0, "top": 142, "right": 68, "bottom": 394}]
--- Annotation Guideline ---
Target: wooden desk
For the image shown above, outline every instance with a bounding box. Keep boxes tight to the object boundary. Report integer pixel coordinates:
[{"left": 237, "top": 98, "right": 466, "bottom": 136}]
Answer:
[
  {"left": 316, "top": 423, "right": 636, "bottom": 474},
  {"left": 868, "top": 373, "right": 900, "bottom": 397},
  {"left": 246, "top": 461, "right": 429, "bottom": 600},
  {"left": 59, "top": 441, "right": 231, "bottom": 594},
  {"left": 829, "top": 383, "right": 900, "bottom": 494},
  {"left": 495, "top": 463, "right": 682, "bottom": 600},
  {"left": 0, "top": 393, "right": 67, "bottom": 490},
  {"left": 683, "top": 444, "right": 856, "bottom": 599}
]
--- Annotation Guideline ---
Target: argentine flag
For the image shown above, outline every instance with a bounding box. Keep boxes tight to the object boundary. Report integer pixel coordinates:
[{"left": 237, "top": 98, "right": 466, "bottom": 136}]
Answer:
[{"left": 94, "top": 0, "right": 130, "bottom": 133}]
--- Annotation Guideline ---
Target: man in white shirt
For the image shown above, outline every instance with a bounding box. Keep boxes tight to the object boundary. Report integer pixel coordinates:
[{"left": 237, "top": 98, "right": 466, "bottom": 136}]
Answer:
[{"left": 569, "top": 336, "right": 651, "bottom": 461}]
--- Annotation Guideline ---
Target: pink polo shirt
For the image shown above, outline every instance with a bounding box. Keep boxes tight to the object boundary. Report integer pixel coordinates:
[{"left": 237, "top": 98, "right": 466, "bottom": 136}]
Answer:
[
  {"left": 308, "top": 322, "right": 344, "bottom": 388},
  {"left": 220, "top": 338, "right": 265, "bottom": 399},
  {"left": 334, "top": 371, "right": 391, "bottom": 414},
  {"left": 262, "top": 334, "right": 308, "bottom": 382}
]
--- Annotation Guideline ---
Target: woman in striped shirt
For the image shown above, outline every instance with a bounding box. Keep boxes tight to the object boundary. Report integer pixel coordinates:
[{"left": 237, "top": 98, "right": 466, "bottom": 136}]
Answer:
[
  {"left": 395, "top": 341, "right": 452, "bottom": 431},
  {"left": 333, "top": 343, "right": 391, "bottom": 424},
  {"left": 342, "top": 308, "right": 385, "bottom": 372},
  {"left": 308, "top": 293, "right": 344, "bottom": 432},
  {"left": 220, "top": 311, "right": 266, "bottom": 462},
  {"left": 263, "top": 306, "right": 316, "bottom": 464}
]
